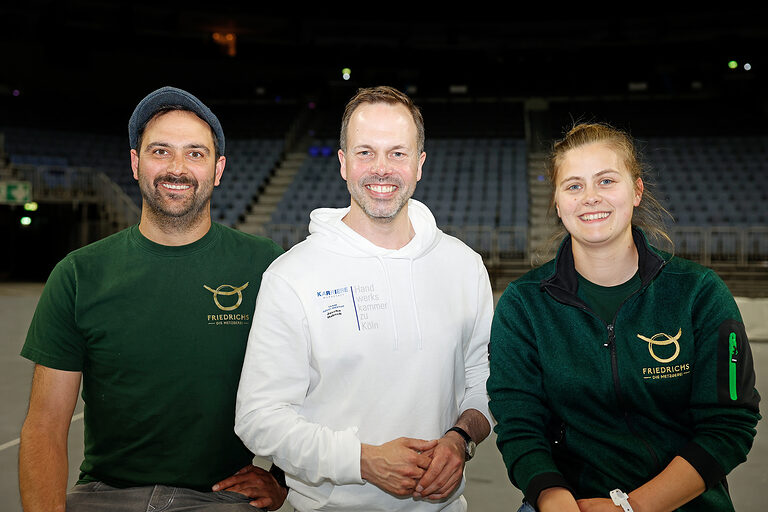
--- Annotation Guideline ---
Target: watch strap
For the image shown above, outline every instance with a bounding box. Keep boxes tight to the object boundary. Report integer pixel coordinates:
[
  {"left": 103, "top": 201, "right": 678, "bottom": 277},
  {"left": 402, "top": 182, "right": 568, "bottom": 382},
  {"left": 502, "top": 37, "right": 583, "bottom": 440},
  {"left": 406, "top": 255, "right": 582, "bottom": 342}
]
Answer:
[
  {"left": 609, "top": 489, "right": 633, "bottom": 512},
  {"left": 445, "top": 426, "right": 472, "bottom": 445}
]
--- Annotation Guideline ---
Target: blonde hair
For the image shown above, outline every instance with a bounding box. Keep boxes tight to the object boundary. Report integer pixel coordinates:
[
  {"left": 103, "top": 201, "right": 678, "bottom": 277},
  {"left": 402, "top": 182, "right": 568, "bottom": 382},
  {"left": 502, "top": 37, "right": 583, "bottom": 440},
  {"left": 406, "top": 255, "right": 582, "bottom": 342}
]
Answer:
[{"left": 547, "top": 122, "right": 673, "bottom": 249}]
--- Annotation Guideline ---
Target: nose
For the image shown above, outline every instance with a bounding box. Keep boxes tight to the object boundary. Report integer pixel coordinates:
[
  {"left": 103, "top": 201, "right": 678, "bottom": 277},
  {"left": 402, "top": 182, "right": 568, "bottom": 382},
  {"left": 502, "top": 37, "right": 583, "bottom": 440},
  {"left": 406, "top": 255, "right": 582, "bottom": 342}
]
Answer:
[
  {"left": 168, "top": 153, "right": 186, "bottom": 175},
  {"left": 372, "top": 154, "right": 389, "bottom": 176},
  {"left": 583, "top": 184, "right": 601, "bottom": 205}
]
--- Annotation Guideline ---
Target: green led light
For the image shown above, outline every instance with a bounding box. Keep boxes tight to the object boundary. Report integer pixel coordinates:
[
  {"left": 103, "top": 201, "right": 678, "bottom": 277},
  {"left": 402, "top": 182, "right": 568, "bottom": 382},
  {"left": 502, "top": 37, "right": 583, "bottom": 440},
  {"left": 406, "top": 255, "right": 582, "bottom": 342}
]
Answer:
[
  {"left": 20, "top": 216, "right": 32, "bottom": 226},
  {"left": 728, "top": 60, "right": 738, "bottom": 69},
  {"left": 24, "top": 201, "right": 38, "bottom": 211}
]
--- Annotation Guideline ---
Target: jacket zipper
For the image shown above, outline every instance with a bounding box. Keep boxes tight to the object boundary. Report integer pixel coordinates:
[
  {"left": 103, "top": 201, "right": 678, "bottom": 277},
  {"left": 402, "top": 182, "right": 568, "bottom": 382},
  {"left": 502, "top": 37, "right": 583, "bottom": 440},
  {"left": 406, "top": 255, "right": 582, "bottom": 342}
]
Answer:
[
  {"left": 552, "top": 297, "right": 663, "bottom": 471},
  {"left": 729, "top": 332, "right": 739, "bottom": 401},
  {"left": 605, "top": 320, "right": 661, "bottom": 470}
]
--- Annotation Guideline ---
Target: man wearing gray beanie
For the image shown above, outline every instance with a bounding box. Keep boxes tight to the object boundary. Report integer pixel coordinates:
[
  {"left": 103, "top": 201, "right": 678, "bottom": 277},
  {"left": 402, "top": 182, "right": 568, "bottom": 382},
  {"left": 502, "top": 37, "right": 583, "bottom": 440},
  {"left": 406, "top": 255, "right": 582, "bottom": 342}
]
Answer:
[{"left": 19, "top": 86, "right": 287, "bottom": 511}]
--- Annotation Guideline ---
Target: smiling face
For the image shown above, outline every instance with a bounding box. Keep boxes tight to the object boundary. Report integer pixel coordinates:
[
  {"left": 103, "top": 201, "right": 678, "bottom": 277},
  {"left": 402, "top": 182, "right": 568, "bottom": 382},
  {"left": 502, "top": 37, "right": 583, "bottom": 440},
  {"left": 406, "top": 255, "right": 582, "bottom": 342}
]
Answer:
[
  {"left": 338, "top": 102, "right": 425, "bottom": 226},
  {"left": 130, "top": 110, "right": 225, "bottom": 225},
  {"left": 554, "top": 142, "right": 643, "bottom": 251}
]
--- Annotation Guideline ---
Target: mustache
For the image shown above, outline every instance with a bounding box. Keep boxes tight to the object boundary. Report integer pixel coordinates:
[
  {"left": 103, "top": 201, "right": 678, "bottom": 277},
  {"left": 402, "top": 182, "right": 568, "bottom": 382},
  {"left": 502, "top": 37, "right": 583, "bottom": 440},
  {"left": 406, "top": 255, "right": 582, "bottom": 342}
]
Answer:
[
  {"left": 153, "top": 174, "right": 198, "bottom": 187},
  {"left": 360, "top": 175, "right": 403, "bottom": 186}
]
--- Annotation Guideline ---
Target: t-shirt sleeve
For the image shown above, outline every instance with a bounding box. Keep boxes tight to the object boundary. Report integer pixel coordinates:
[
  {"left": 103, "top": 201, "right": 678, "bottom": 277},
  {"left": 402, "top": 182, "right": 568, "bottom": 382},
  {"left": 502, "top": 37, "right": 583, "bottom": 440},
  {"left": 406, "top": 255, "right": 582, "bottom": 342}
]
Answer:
[{"left": 21, "top": 258, "right": 86, "bottom": 371}]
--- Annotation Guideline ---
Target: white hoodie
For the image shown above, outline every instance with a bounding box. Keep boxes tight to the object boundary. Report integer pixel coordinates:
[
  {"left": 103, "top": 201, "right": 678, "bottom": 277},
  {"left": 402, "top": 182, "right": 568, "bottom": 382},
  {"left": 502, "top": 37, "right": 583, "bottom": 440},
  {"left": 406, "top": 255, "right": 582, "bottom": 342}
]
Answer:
[{"left": 235, "top": 200, "right": 493, "bottom": 512}]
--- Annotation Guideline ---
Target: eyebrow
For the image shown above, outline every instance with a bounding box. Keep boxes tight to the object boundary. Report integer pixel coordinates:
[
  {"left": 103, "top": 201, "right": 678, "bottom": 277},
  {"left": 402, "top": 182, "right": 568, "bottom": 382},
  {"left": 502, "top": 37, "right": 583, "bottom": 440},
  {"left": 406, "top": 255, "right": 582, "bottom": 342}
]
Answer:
[
  {"left": 352, "top": 144, "right": 410, "bottom": 152},
  {"left": 145, "top": 142, "right": 211, "bottom": 155},
  {"left": 559, "top": 168, "right": 619, "bottom": 185}
]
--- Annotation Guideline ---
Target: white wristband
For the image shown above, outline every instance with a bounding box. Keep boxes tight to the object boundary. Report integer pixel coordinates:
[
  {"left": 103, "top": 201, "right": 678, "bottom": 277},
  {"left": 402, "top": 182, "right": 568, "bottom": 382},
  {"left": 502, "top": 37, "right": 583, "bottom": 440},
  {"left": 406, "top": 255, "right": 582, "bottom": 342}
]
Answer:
[{"left": 610, "top": 489, "right": 633, "bottom": 512}]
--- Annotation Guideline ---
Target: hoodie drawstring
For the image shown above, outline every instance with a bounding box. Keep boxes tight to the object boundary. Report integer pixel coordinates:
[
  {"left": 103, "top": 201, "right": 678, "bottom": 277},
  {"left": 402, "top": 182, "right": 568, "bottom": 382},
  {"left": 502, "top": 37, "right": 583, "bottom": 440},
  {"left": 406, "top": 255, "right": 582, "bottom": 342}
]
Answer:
[{"left": 409, "top": 259, "right": 423, "bottom": 350}]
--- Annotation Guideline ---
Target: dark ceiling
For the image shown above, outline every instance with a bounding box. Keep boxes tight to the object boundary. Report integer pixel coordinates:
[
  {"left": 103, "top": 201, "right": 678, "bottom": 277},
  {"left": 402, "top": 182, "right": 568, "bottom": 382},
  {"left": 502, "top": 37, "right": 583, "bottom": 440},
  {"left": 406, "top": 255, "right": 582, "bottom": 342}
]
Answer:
[{"left": 1, "top": 4, "right": 766, "bottom": 132}]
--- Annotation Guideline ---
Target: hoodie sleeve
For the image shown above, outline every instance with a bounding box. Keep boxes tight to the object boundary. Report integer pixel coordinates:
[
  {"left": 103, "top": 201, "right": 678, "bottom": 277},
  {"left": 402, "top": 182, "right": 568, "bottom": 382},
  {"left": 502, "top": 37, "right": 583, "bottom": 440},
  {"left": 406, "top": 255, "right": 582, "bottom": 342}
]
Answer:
[
  {"left": 458, "top": 253, "right": 494, "bottom": 427},
  {"left": 678, "top": 269, "right": 760, "bottom": 488},
  {"left": 235, "top": 270, "right": 364, "bottom": 486}
]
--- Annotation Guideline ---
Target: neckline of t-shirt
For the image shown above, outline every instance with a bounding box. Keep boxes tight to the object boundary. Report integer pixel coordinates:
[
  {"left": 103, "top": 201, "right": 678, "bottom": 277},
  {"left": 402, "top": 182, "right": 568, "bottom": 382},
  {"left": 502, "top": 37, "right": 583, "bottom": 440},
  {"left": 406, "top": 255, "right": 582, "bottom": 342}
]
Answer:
[{"left": 129, "top": 223, "right": 221, "bottom": 257}]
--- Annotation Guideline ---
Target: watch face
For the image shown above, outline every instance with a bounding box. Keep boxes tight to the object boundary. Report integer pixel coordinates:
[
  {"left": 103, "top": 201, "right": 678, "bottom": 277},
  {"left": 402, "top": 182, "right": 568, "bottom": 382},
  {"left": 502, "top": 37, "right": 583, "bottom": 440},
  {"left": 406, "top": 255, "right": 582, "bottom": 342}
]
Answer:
[{"left": 466, "top": 440, "right": 477, "bottom": 460}]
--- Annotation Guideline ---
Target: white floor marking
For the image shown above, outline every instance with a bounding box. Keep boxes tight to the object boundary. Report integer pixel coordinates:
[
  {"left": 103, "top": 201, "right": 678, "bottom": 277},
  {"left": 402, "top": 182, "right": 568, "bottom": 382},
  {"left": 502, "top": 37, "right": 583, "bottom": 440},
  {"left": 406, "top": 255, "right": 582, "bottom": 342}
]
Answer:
[{"left": 0, "top": 412, "right": 84, "bottom": 452}]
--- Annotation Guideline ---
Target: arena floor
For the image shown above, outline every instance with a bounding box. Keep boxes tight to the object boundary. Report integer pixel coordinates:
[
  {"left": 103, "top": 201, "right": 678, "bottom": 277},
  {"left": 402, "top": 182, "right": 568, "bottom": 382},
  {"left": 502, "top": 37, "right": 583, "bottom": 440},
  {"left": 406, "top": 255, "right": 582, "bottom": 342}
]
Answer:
[{"left": 1, "top": 283, "right": 765, "bottom": 511}]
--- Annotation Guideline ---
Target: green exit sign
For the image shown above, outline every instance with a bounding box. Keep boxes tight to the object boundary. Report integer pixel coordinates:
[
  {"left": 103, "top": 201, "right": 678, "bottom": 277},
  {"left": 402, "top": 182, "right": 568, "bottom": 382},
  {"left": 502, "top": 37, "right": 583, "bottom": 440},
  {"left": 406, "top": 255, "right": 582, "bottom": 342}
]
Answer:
[{"left": 0, "top": 181, "right": 32, "bottom": 204}]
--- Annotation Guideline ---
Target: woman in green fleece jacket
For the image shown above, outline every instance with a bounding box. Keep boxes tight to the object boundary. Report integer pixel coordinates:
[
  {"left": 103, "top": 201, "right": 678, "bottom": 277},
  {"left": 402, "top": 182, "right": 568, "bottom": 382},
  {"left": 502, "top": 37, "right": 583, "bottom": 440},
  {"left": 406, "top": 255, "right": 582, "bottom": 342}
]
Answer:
[{"left": 488, "top": 123, "right": 760, "bottom": 512}]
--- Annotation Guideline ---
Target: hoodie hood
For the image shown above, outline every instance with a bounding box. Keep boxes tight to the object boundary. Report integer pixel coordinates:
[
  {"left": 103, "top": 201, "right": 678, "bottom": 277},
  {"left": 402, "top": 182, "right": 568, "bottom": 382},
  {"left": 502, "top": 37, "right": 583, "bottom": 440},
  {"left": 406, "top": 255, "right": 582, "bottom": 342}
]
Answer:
[{"left": 307, "top": 199, "right": 442, "bottom": 260}]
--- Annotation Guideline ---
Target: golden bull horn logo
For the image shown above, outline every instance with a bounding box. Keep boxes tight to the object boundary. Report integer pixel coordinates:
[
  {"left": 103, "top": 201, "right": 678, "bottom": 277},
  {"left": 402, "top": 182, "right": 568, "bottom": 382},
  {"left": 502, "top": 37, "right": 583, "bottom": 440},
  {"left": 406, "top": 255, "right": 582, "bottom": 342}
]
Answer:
[
  {"left": 203, "top": 282, "right": 249, "bottom": 311},
  {"left": 636, "top": 328, "right": 682, "bottom": 363}
]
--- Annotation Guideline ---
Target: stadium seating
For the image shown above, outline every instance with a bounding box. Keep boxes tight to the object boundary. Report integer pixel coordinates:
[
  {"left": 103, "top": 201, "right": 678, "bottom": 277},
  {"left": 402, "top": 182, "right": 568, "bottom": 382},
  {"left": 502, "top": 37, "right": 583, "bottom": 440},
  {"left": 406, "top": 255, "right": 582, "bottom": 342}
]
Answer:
[{"left": 3, "top": 124, "right": 766, "bottom": 262}]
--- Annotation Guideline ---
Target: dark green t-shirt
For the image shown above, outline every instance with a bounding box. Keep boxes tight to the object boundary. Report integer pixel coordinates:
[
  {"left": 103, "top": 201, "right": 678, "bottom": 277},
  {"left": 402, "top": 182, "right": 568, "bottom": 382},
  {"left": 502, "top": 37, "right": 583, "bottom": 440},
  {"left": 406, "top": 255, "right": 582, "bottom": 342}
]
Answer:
[
  {"left": 21, "top": 223, "right": 283, "bottom": 490},
  {"left": 576, "top": 271, "right": 641, "bottom": 324}
]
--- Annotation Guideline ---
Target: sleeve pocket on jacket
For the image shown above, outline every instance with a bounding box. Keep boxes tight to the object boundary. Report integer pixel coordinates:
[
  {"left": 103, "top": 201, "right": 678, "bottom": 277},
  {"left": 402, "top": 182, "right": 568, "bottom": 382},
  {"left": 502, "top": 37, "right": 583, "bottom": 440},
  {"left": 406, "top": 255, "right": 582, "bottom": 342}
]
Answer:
[{"left": 716, "top": 319, "right": 760, "bottom": 411}]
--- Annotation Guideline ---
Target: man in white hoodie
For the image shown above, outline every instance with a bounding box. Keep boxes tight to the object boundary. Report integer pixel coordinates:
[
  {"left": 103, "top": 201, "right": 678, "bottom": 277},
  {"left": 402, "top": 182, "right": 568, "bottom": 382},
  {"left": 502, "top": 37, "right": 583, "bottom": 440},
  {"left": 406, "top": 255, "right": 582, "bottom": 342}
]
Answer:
[{"left": 235, "top": 86, "right": 493, "bottom": 511}]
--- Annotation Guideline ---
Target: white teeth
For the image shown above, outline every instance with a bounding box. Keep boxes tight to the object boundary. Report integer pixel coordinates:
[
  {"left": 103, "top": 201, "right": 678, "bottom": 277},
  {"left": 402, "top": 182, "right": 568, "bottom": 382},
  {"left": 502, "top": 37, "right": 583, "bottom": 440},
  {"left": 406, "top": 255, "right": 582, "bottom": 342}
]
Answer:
[
  {"left": 163, "top": 183, "right": 190, "bottom": 190},
  {"left": 367, "top": 184, "right": 396, "bottom": 193},
  {"left": 580, "top": 212, "right": 610, "bottom": 221}
]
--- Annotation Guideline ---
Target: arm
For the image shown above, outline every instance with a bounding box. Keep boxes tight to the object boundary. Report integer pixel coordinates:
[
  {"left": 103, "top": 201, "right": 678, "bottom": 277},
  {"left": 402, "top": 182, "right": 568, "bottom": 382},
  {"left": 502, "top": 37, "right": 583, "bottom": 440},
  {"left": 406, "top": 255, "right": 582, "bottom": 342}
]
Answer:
[
  {"left": 415, "top": 255, "right": 494, "bottom": 500},
  {"left": 414, "top": 408, "right": 491, "bottom": 500},
  {"left": 487, "top": 284, "right": 574, "bottom": 505},
  {"left": 678, "top": 272, "right": 760, "bottom": 479},
  {"left": 19, "top": 364, "right": 82, "bottom": 512},
  {"left": 582, "top": 271, "right": 759, "bottom": 512},
  {"left": 576, "top": 457, "right": 704, "bottom": 512},
  {"left": 235, "top": 271, "right": 364, "bottom": 486},
  {"left": 539, "top": 487, "right": 581, "bottom": 512},
  {"left": 236, "top": 271, "right": 441, "bottom": 492}
]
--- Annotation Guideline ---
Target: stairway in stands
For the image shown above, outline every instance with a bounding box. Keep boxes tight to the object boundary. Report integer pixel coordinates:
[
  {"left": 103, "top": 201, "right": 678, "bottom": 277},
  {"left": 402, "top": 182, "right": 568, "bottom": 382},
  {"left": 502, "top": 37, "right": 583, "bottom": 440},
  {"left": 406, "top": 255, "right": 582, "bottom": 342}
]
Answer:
[
  {"left": 237, "top": 143, "right": 308, "bottom": 236},
  {"left": 526, "top": 151, "right": 560, "bottom": 266}
]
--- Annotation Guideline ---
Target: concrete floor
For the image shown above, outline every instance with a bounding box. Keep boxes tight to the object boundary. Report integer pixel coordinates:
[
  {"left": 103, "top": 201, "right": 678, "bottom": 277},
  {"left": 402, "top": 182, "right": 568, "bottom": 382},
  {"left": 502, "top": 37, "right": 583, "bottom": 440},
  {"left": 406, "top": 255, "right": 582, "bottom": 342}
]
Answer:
[{"left": 1, "top": 282, "right": 766, "bottom": 511}]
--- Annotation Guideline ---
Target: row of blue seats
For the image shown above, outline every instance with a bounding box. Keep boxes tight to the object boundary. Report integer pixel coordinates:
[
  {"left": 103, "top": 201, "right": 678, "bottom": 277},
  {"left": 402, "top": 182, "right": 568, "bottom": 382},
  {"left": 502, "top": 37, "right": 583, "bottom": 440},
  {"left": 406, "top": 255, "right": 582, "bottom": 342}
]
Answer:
[{"left": 5, "top": 127, "right": 768, "bottom": 236}]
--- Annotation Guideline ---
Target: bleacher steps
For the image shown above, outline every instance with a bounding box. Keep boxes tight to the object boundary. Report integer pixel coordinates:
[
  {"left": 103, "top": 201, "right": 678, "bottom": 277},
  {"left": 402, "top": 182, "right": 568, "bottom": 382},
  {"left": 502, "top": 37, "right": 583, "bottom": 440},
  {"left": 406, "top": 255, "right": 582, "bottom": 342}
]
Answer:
[
  {"left": 237, "top": 151, "right": 306, "bottom": 235},
  {"left": 527, "top": 151, "right": 559, "bottom": 263}
]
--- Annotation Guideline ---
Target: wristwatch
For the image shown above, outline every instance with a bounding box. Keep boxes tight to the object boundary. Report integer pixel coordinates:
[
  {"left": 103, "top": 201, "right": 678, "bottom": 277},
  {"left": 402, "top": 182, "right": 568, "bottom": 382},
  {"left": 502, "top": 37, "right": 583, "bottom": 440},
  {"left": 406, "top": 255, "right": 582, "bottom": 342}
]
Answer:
[
  {"left": 610, "top": 489, "right": 633, "bottom": 512},
  {"left": 445, "top": 426, "right": 476, "bottom": 461}
]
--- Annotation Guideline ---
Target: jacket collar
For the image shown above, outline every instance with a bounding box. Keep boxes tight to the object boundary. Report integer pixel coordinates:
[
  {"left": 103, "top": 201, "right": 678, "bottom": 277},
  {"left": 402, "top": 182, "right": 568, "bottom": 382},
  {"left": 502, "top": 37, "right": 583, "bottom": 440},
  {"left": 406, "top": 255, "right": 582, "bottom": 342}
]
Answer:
[{"left": 541, "top": 227, "right": 667, "bottom": 299}]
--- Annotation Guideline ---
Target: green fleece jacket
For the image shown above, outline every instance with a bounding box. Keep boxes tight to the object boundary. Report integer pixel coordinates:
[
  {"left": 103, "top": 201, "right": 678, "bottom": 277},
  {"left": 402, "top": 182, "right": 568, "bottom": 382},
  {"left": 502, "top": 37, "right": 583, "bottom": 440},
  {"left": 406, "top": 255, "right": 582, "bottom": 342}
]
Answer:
[{"left": 488, "top": 228, "right": 760, "bottom": 511}]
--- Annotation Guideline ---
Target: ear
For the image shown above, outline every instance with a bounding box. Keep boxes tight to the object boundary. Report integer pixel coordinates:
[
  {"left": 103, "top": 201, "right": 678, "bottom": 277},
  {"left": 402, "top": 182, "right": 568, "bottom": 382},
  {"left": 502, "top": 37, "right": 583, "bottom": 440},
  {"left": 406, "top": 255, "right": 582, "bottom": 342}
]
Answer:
[
  {"left": 214, "top": 156, "right": 226, "bottom": 187},
  {"left": 634, "top": 177, "right": 644, "bottom": 207},
  {"left": 417, "top": 151, "right": 426, "bottom": 182},
  {"left": 338, "top": 149, "right": 348, "bottom": 181},
  {"left": 130, "top": 149, "right": 139, "bottom": 181},
  {"left": 555, "top": 202, "right": 561, "bottom": 218}
]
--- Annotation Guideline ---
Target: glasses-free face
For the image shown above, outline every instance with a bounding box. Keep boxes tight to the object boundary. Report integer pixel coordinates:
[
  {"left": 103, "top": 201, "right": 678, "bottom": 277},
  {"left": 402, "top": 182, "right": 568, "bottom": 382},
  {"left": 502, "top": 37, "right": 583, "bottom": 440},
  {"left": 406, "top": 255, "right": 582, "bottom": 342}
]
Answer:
[
  {"left": 554, "top": 142, "right": 643, "bottom": 251},
  {"left": 131, "top": 110, "right": 225, "bottom": 223},
  {"left": 338, "top": 102, "right": 425, "bottom": 225}
]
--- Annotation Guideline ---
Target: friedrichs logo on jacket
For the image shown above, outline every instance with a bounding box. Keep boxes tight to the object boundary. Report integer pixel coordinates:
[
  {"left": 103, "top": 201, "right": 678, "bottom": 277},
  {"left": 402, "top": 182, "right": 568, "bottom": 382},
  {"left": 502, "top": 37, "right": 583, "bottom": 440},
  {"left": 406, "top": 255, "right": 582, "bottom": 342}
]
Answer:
[{"left": 637, "top": 328, "right": 690, "bottom": 380}]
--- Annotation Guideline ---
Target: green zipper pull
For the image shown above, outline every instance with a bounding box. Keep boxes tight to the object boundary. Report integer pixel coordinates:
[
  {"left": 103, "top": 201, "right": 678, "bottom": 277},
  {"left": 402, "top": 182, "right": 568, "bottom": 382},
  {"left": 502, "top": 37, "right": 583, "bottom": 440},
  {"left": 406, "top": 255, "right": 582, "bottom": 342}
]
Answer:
[{"left": 729, "top": 332, "right": 738, "bottom": 401}]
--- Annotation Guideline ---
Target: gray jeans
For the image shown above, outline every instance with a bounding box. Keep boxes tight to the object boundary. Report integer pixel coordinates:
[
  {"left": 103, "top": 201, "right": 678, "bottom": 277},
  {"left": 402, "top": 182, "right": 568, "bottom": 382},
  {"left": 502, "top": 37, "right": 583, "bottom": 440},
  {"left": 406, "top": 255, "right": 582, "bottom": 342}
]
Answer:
[{"left": 67, "top": 481, "right": 266, "bottom": 512}]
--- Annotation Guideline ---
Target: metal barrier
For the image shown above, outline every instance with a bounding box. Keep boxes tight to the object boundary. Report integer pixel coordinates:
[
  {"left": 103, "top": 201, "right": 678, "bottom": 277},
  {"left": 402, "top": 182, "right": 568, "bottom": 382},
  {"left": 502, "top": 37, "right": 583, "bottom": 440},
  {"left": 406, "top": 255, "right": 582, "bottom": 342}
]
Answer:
[
  {"left": 6, "top": 163, "right": 767, "bottom": 269},
  {"left": 670, "top": 226, "right": 768, "bottom": 266},
  {"left": 263, "top": 223, "right": 768, "bottom": 268},
  {"left": 11, "top": 164, "right": 140, "bottom": 237}
]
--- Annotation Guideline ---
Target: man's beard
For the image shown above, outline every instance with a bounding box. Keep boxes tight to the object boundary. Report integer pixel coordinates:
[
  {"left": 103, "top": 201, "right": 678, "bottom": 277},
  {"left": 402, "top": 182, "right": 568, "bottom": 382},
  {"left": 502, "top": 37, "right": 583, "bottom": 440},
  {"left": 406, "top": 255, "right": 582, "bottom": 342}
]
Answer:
[
  {"left": 137, "top": 167, "right": 214, "bottom": 232},
  {"left": 348, "top": 175, "right": 414, "bottom": 223}
]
